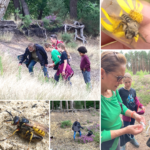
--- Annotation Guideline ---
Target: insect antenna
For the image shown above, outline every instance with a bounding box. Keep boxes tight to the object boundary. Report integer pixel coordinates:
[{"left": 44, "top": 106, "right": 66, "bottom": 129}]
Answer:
[
  {"left": 6, "top": 110, "right": 13, "bottom": 119},
  {"left": 12, "top": 108, "right": 25, "bottom": 118}
]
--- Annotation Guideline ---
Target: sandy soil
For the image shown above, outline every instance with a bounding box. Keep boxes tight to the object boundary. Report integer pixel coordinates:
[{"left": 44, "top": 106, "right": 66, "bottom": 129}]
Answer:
[
  {"left": 125, "top": 103, "right": 150, "bottom": 150},
  {"left": 0, "top": 101, "right": 49, "bottom": 150},
  {"left": 50, "top": 111, "right": 100, "bottom": 150}
]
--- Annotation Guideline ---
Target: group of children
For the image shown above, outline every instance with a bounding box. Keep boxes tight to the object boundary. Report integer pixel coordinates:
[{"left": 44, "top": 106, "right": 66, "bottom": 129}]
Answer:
[
  {"left": 119, "top": 73, "right": 145, "bottom": 150},
  {"left": 19, "top": 34, "right": 91, "bottom": 87}
]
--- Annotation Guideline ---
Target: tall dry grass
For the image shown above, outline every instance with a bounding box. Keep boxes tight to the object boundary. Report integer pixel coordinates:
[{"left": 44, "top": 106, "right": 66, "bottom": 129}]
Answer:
[{"left": 0, "top": 50, "right": 99, "bottom": 100}]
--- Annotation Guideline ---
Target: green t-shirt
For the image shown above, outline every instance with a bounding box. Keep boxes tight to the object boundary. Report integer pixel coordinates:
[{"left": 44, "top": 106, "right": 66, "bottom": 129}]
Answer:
[
  {"left": 101, "top": 90, "right": 128, "bottom": 149},
  {"left": 51, "top": 49, "right": 61, "bottom": 65}
]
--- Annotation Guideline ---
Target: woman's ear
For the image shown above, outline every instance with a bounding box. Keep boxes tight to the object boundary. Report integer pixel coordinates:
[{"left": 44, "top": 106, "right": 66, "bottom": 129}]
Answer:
[{"left": 101, "top": 68, "right": 105, "bottom": 79}]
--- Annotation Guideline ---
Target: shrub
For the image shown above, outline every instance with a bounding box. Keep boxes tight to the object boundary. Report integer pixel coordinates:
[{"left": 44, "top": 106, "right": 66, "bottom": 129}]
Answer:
[
  {"left": 77, "top": 135, "right": 95, "bottom": 143},
  {"left": 60, "top": 120, "right": 72, "bottom": 128},
  {"left": 67, "top": 42, "right": 77, "bottom": 49},
  {"left": 61, "top": 33, "right": 73, "bottom": 43}
]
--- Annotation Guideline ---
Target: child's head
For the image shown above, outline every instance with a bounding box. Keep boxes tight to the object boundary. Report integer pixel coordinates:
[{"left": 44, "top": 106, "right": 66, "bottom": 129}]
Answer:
[
  {"left": 57, "top": 43, "right": 65, "bottom": 52},
  {"left": 57, "top": 43, "right": 70, "bottom": 59},
  {"left": 77, "top": 46, "right": 87, "bottom": 56},
  {"left": 123, "top": 73, "right": 132, "bottom": 89},
  {"left": 50, "top": 34, "right": 57, "bottom": 44},
  {"left": 44, "top": 43, "right": 53, "bottom": 52}
]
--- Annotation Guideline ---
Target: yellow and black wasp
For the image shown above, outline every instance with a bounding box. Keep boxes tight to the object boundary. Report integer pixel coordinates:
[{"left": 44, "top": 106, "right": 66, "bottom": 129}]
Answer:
[{"left": 0, "top": 110, "right": 49, "bottom": 150}]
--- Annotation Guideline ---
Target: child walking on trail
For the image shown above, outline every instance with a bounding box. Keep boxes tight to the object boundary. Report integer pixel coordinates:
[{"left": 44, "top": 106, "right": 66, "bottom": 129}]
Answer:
[
  {"left": 77, "top": 46, "right": 91, "bottom": 88},
  {"left": 56, "top": 43, "right": 74, "bottom": 84},
  {"left": 119, "top": 73, "right": 145, "bottom": 150},
  {"left": 72, "top": 119, "right": 84, "bottom": 140}
]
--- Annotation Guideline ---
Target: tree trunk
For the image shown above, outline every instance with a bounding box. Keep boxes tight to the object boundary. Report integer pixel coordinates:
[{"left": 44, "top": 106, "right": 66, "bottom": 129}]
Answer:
[
  {"left": 84, "top": 101, "right": 86, "bottom": 109},
  {"left": 52, "top": 101, "right": 54, "bottom": 110},
  {"left": 0, "top": 0, "right": 10, "bottom": 19},
  {"left": 12, "top": 0, "right": 21, "bottom": 20},
  {"left": 70, "top": 101, "right": 73, "bottom": 109},
  {"left": 60, "top": 101, "right": 62, "bottom": 110},
  {"left": 38, "top": 9, "right": 43, "bottom": 20},
  {"left": 70, "top": 0, "right": 78, "bottom": 19},
  {"left": 66, "top": 101, "right": 68, "bottom": 110},
  {"left": 20, "top": 0, "right": 29, "bottom": 15},
  {"left": 94, "top": 101, "right": 96, "bottom": 109}
]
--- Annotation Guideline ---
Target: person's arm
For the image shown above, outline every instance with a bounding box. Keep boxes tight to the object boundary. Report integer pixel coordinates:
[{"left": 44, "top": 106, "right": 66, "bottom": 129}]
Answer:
[
  {"left": 62, "top": 59, "right": 67, "bottom": 72},
  {"left": 101, "top": 124, "right": 143, "bottom": 143},
  {"left": 19, "top": 48, "right": 28, "bottom": 64},
  {"left": 51, "top": 51, "right": 60, "bottom": 65}
]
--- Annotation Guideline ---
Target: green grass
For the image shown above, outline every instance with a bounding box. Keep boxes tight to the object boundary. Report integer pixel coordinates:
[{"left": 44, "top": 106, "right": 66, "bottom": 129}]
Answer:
[
  {"left": 93, "top": 132, "right": 100, "bottom": 143},
  {"left": 60, "top": 120, "right": 72, "bottom": 128}
]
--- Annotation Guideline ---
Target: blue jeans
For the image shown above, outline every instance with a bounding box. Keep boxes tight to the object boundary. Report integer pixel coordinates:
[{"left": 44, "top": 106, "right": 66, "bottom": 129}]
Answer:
[
  {"left": 54, "top": 72, "right": 72, "bottom": 85},
  {"left": 73, "top": 130, "right": 82, "bottom": 140},
  {"left": 124, "top": 118, "right": 135, "bottom": 138},
  {"left": 28, "top": 60, "right": 49, "bottom": 77},
  {"left": 82, "top": 71, "right": 91, "bottom": 86}
]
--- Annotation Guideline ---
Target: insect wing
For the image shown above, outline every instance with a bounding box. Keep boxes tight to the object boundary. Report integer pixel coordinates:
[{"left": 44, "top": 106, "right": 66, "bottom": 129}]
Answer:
[{"left": 25, "top": 120, "right": 49, "bottom": 133}]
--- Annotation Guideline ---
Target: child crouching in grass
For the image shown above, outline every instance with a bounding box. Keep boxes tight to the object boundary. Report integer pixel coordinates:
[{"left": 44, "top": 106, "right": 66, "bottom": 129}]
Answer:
[
  {"left": 119, "top": 73, "right": 145, "bottom": 150},
  {"left": 77, "top": 46, "right": 91, "bottom": 88}
]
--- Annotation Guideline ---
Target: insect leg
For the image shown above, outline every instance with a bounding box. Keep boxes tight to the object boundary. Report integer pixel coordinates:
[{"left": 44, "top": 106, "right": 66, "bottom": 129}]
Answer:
[
  {"left": 27, "top": 131, "right": 33, "bottom": 150},
  {"left": 0, "top": 129, "right": 19, "bottom": 141},
  {"left": 139, "top": 32, "right": 150, "bottom": 44}
]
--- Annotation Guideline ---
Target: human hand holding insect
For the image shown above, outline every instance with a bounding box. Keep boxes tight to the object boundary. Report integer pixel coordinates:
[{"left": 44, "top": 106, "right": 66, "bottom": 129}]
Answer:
[{"left": 101, "top": 0, "right": 150, "bottom": 49}]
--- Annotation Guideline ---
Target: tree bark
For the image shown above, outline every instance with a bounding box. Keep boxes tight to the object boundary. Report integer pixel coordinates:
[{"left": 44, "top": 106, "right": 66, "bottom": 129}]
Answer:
[
  {"left": 20, "top": 0, "right": 29, "bottom": 15},
  {"left": 70, "top": 0, "right": 78, "bottom": 19},
  {"left": 84, "top": 101, "right": 86, "bottom": 109},
  {"left": 94, "top": 101, "right": 96, "bottom": 109},
  {"left": 60, "top": 101, "right": 62, "bottom": 110},
  {"left": 12, "top": 0, "right": 21, "bottom": 20},
  {"left": 66, "top": 101, "right": 68, "bottom": 110},
  {"left": 70, "top": 101, "right": 73, "bottom": 109},
  {"left": 0, "top": 0, "right": 10, "bottom": 19},
  {"left": 38, "top": 9, "right": 43, "bottom": 20},
  {"left": 52, "top": 101, "right": 54, "bottom": 110}
]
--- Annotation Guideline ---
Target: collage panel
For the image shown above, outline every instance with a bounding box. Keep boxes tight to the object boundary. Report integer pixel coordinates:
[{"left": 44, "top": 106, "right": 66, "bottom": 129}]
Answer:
[
  {"left": 50, "top": 101, "right": 100, "bottom": 150},
  {"left": 101, "top": 0, "right": 150, "bottom": 49},
  {"left": 0, "top": 0, "right": 100, "bottom": 100},
  {"left": 101, "top": 50, "right": 150, "bottom": 150},
  {"left": 0, "top": 100, "right": 49, "bottom": 150}
]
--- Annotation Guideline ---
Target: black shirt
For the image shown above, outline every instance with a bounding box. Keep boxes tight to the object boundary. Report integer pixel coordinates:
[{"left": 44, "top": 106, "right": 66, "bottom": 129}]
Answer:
[
  {"left": 118, "top": 87, "right": 136, "bottom": 111},
  {"left": 59, "top": 51, "right": 68, "bottom": 65}
]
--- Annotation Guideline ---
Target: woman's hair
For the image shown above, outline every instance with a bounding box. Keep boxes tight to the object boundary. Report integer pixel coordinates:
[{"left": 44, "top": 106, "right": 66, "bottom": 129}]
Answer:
[
  {"left": 77, "top": 46, "right": 87, "bottom": 54},
  {"left": 44, "top": 43, "right": 53, "bottom": 48},
  {"left": 123, "top": 73, "right": 132, "bottom": 82},
  {"left": 101, "top": 51, "right": 126, "bottom": 73},
  {"left": 57, "top": 43, "right": 70, "bottom": 59},
  {"left": 50, "top": 34, "right": 57, "bottom": 40}
]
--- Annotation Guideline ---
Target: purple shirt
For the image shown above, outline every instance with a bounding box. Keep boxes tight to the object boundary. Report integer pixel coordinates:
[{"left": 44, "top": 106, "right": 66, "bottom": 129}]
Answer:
[{"left": 80, "top": 55, "right": 90, "bottom": 71}]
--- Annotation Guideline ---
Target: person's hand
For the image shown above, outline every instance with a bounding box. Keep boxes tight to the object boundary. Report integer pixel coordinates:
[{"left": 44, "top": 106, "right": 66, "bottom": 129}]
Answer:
[
  {"left": 48, "top": 64, "right": 54, "bottom": 68},
  {"left": 58, "top": 55, "right": 60, "bottom": 58},
  {"left": 142, "top": 106, "right": 146, "bottom": 112},
  {"left": 125, "top": 124, "right": 143, "bottom": 135},
  {"left": 83, "top": 68, "right": 86, "bottom": 71},
  {"left": 19, "top": 63, "right": 22, "bottom": 66},
  {"left": 101, "top": 1, "right": 150, "bottom": 49},
  {"left": 62, "top": 71, "right": 65, "bottom": 76},
  {"left": 134, "top": 113, "right": 146, "bottom": 125}
]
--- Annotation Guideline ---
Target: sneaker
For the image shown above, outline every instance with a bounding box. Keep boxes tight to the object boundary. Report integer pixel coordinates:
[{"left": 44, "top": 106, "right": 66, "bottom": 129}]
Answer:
[
  {"left": 120, "top": 145, "right": 126, "bottom": 150},
  {"left": 130, "top": 137, "right": 139, "bottom": 147}
]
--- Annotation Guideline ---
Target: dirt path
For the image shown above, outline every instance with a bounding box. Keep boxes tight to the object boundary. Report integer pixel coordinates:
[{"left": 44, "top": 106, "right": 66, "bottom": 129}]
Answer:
[
  {"left": 0, "top": 101, "right": 49, "bottom": 150},
  {"left": 126, "top": 103, "right": 150, "bottom": 150},
  {"left": 50, "top": 112, "right": 100, "bottom": 150}
]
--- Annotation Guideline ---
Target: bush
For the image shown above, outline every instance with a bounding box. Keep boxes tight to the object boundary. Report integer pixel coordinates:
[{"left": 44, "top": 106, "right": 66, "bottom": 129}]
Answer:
[
  {"left": 61, "top": 33, "right": 73, "bottom": 43},
  {"left": 66, "top": 42, "right": 77, "bottom": 49},
  {"left": 60, "top": 120, "right": 72, "bottom": 128},
  {"left": 77, "top": 135, "right": 95, "bottom": 143},
  {"left": 94, "top": 132, "right": 100, "bottom": 143}
]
